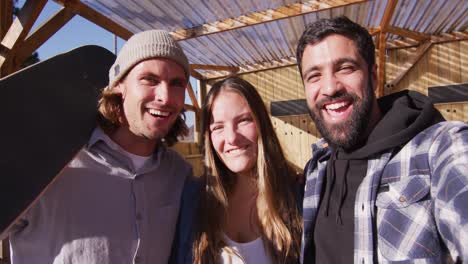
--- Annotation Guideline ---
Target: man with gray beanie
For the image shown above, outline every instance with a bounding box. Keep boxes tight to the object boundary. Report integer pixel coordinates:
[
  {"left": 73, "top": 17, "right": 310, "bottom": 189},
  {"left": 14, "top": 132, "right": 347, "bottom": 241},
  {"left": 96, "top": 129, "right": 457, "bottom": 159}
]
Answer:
[{"left": 8, "top": 30, "right": 193, "bottom": 264}]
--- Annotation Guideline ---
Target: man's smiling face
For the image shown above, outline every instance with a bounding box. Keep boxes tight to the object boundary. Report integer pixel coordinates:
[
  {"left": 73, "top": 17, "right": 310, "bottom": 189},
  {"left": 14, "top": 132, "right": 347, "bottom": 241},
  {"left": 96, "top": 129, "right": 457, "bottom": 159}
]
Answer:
[
  {"left": 301, "top": 34, "right": 377, "bottom": 149},
  {"left": 116, "top": 58, "right": 187, "bottom": 142}
]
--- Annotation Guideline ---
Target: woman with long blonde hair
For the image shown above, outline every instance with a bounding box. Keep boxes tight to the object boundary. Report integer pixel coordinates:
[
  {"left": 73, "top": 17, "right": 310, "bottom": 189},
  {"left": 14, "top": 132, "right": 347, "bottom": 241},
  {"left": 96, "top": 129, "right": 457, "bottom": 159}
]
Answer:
[{"left": 174, "top": 76, "right": 302, "bottom": 264}]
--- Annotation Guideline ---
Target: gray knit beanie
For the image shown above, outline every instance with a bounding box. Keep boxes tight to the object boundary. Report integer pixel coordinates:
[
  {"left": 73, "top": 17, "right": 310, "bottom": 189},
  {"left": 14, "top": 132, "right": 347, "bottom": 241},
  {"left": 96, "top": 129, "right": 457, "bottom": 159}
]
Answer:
[{"left": 107, "top": 29, "right": 189, "bottom": 89}]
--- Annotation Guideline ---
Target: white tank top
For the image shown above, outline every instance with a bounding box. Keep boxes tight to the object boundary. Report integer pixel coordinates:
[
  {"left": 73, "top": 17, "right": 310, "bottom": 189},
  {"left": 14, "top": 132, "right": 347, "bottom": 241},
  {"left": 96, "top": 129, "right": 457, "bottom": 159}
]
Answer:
[{"left": 221, "top": 234, "right": 272, "bottom": 264}]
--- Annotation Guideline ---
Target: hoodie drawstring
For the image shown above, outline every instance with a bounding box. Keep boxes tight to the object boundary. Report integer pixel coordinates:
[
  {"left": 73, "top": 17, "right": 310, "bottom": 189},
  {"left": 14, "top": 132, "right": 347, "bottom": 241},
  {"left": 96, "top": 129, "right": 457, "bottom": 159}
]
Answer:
[
  {"left": 322, "top": 149, "right": 351, "bottom": 226},
  {"left": 335, "top": 160, "right": 350, "bottom": 225},
  {"left": 322, "top": 150, "right": 337, "bottom": 217}
]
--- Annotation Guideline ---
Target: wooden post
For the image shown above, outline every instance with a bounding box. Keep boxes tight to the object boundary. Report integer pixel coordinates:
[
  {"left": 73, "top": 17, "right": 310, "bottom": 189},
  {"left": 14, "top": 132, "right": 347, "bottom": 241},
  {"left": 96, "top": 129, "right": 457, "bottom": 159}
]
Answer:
[
  {"left": 377, "top": 32, "right": 387, "bottom": 97},
  {"left": 194, "top": 79, "right": 207, "bottom": 144},
  {"left": 186, "top": 81, "right": 200, "bottom": 112},
  {"left": 377, "top": 0, "right": 398, "bottom": 96}
]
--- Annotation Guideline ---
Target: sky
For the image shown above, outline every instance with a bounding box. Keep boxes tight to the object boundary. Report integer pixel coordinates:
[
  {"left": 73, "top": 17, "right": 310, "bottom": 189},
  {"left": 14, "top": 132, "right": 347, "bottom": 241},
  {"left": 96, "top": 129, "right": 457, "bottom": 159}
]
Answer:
[
  {"left": 22, "top": 1, "right": 123, "bottom": 60},
  {"left": 18, "top": 0, "right": 196, "bottom": 126}
]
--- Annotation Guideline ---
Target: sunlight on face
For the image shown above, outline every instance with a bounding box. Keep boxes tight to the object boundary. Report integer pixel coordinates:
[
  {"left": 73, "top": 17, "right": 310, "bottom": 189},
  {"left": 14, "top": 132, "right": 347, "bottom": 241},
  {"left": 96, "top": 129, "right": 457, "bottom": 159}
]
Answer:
[
  {"left": 209, "top": 90, "right": 258, "bottom": 176},
  {"left": 116, "top": 58, "right": 187, "bottom": 141},
  {"left": 301, "top": 34, "right": 375, "bottom": 149}
]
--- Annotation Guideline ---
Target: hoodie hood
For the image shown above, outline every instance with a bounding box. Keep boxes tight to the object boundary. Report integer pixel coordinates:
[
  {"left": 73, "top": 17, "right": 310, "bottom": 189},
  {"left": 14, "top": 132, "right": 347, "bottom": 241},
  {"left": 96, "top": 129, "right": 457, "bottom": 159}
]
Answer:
[
  {"left": 316, "top": 90, "right": 445, "bottom": 228},
  {"left": 339, "top": 89, "right": 445, "bottom": 159},
  {"left": 313, "top": 90, "right": 445, "bottom": 262}
]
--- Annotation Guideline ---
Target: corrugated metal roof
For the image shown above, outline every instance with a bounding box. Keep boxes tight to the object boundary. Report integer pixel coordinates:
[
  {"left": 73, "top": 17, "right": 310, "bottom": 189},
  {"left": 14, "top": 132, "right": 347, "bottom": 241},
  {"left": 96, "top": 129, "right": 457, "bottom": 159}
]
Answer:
[
  {"left": 83, "top": 0, "right": 301, "bottom": 31},
  {"left": 82, "top": 0, "right": 467, "bottom": 78}
]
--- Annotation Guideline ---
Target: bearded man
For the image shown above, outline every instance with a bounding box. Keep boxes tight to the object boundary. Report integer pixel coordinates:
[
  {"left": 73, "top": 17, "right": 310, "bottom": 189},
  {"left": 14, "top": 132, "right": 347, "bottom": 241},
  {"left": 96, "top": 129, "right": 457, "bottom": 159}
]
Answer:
[{"left": 297, "top": 16, "right": 468, "bottom": 264}]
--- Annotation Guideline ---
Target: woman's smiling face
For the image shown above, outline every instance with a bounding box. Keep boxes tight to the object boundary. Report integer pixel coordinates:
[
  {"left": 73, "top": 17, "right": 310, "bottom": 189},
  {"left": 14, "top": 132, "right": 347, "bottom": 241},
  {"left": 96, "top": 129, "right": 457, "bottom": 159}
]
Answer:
[{"left": 209, "top": 89, "right": 259, "bottom": 176}]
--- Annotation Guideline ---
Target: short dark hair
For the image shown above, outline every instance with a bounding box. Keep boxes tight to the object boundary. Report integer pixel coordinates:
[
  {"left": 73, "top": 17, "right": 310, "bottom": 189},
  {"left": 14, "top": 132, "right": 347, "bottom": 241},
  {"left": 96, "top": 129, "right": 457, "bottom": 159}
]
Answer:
[{"left": 296, "top": 16, "right": 375, "bottom": 75}]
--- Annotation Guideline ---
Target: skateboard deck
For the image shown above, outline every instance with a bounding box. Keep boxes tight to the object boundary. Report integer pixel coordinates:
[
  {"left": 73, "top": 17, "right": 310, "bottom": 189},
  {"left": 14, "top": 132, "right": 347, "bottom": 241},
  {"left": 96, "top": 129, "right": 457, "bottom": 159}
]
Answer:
[{"left": 0, "top": 45, "right": 115, "bottom": 238}]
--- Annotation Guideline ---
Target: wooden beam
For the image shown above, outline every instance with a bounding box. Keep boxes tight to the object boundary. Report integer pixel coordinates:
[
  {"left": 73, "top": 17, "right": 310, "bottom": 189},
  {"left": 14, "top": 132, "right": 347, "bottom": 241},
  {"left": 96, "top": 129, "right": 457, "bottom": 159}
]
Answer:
[
  {"left": 194, "top": 79, "right": 207, "bottom": 143},
  {"left": 190, "top": 64, "right": 239, "bottom": 72},
  {"left": 205, "top": 57, "right": 298, "bottom": 80},
  {"left": 190, "top": 69, "right": 205, "bottom": 80},
  {"left": 431, "top": 31, "right": 468, "bottom": 44},
  {"left": 187, "top": 81, "right": 200, "bottom": 113},
  {"left": 377, "top": 0, "right": 398, "bottom": 97},
  {"left": 374, "top": 29, "right": 381, "bottom": 50},
  {"left": 201, "top": 29, "right": 466, "bottom": 80},
  {"left": 387, "top": 26, "right": 430, "bottom": 42},
  {"left": 185, "top": 81, "right": 200, "bottom": 142},
  {"left": 0, "top": 0, "right": 13, "bottom": 77},
  {"left": 380, "top": 0, "right": 398, "bottom": 33},
  {"left": 0, "top": 0, "right": 47, "bottom": 49},
  {"left": 368, "top": 27, "right": 380, "bottom": 36},
  {"left": 14, "top": 7, "right": 75, "bottom": 71},
  {"left": 195, "top": 29, "right": 466, "bottom": 80},
  {"left": 170, "top": 0, "right": 367, "bottom": 40},
  {"left": 184, "top": 104, "right": 197, "bottom": 112},
  {"left": 377, "top": 32, "right": 386, "bottom": 97},
  {"left": 0, "top": 0, "right": 13, "bottom": 39},
  {"left": 54, "top": 0, "right": 132, "bottom": 40},
  {"left": 0, "top": 0, "right": 47, "bottom": 74},
  {"left": 387, "top": 38, "right": 421, "bottom": 49},
  {"left": 387, "top": 30, "right": 468, "bottom": 49},
  {"left": 386, "top": 41, "right": 432, "bottom": 90}
]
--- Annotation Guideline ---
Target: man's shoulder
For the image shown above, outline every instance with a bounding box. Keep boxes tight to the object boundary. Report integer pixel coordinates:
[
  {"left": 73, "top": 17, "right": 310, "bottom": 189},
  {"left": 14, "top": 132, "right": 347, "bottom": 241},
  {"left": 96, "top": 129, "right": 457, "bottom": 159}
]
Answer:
[
  {"left": 385, "top": 121, "right": 467, "bottom": 176},
  {"left": 410, "top": 120, "right": 467, "bottom": 145},
  {"left": 422, "top": 120, "right": 467, "bottom": 134},
  {"left": 304, "top": 139, "right": 331, "bottom": 169}
]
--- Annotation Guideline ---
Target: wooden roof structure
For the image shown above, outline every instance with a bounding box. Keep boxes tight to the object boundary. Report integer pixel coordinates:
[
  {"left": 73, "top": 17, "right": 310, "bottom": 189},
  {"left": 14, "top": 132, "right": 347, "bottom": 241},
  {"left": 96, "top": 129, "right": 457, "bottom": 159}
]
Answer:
[{"left": 0, "top": 0, "right": 467, "bottom": 104}]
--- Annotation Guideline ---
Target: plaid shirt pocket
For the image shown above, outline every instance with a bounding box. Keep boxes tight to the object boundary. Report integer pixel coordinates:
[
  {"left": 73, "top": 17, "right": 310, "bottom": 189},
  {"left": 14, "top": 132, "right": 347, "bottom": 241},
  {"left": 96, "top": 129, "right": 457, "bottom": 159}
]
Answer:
[{"left": 375, "top": 175, "right": 442, "bottom": 262}]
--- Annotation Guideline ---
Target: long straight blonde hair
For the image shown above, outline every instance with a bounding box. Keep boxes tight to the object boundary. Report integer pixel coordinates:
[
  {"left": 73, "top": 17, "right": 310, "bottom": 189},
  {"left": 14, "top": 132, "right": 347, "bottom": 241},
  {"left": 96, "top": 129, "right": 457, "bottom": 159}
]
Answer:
[{"left": 193, "top": 77, "right": 302, "bottom": 263}]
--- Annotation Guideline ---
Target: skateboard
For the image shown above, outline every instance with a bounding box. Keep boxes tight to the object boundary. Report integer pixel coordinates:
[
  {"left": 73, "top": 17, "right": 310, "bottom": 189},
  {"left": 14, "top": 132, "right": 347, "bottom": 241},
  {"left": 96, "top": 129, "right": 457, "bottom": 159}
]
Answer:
[{"left": 0, "top": 45, "right": 115, "bottom": 238}]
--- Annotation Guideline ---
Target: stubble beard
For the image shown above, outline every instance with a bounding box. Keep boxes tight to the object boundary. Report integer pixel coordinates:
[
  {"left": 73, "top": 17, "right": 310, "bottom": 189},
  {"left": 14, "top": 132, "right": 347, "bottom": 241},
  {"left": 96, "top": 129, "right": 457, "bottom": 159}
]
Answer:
[
  {"left": 144, "top": 117, "right": 177, "bottom": 142},
  {"left": 127, "top": 113, "right": 175, "bottom": 143},
  {"left": 308, "top": 82, "right": 374, "bottom": 150}
]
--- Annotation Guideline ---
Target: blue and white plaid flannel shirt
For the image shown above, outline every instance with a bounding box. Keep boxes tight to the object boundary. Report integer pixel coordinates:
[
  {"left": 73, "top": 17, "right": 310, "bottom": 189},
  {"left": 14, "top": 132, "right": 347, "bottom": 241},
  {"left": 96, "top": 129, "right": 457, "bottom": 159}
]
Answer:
[{"left": 301, "top": 121, "right": 468, "bottom": 263}]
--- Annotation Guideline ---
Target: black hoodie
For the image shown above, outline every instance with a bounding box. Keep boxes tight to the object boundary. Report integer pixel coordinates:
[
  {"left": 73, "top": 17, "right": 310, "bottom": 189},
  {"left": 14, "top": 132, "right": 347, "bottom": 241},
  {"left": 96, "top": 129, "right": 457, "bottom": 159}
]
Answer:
[{"left": 314, "top": 90, "right": 445, "bottom": 263}]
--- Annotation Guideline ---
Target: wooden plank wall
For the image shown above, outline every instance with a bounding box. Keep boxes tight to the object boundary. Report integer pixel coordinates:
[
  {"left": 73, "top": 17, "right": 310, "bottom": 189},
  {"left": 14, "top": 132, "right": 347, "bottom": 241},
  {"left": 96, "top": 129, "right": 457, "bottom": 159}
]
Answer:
[
  {"left": 240, "top": 67, "right": 320, "bottom": 171},
  {"left": 386, "top": 40, "right": 468, "bottom": 123}
]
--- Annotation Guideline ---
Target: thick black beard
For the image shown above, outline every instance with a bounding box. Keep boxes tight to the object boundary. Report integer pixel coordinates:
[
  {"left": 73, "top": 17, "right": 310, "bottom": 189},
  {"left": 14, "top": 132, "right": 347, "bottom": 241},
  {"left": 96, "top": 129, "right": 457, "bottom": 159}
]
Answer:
[{"left": 308, "top": 82, "right": 374, "bottom": 150}]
